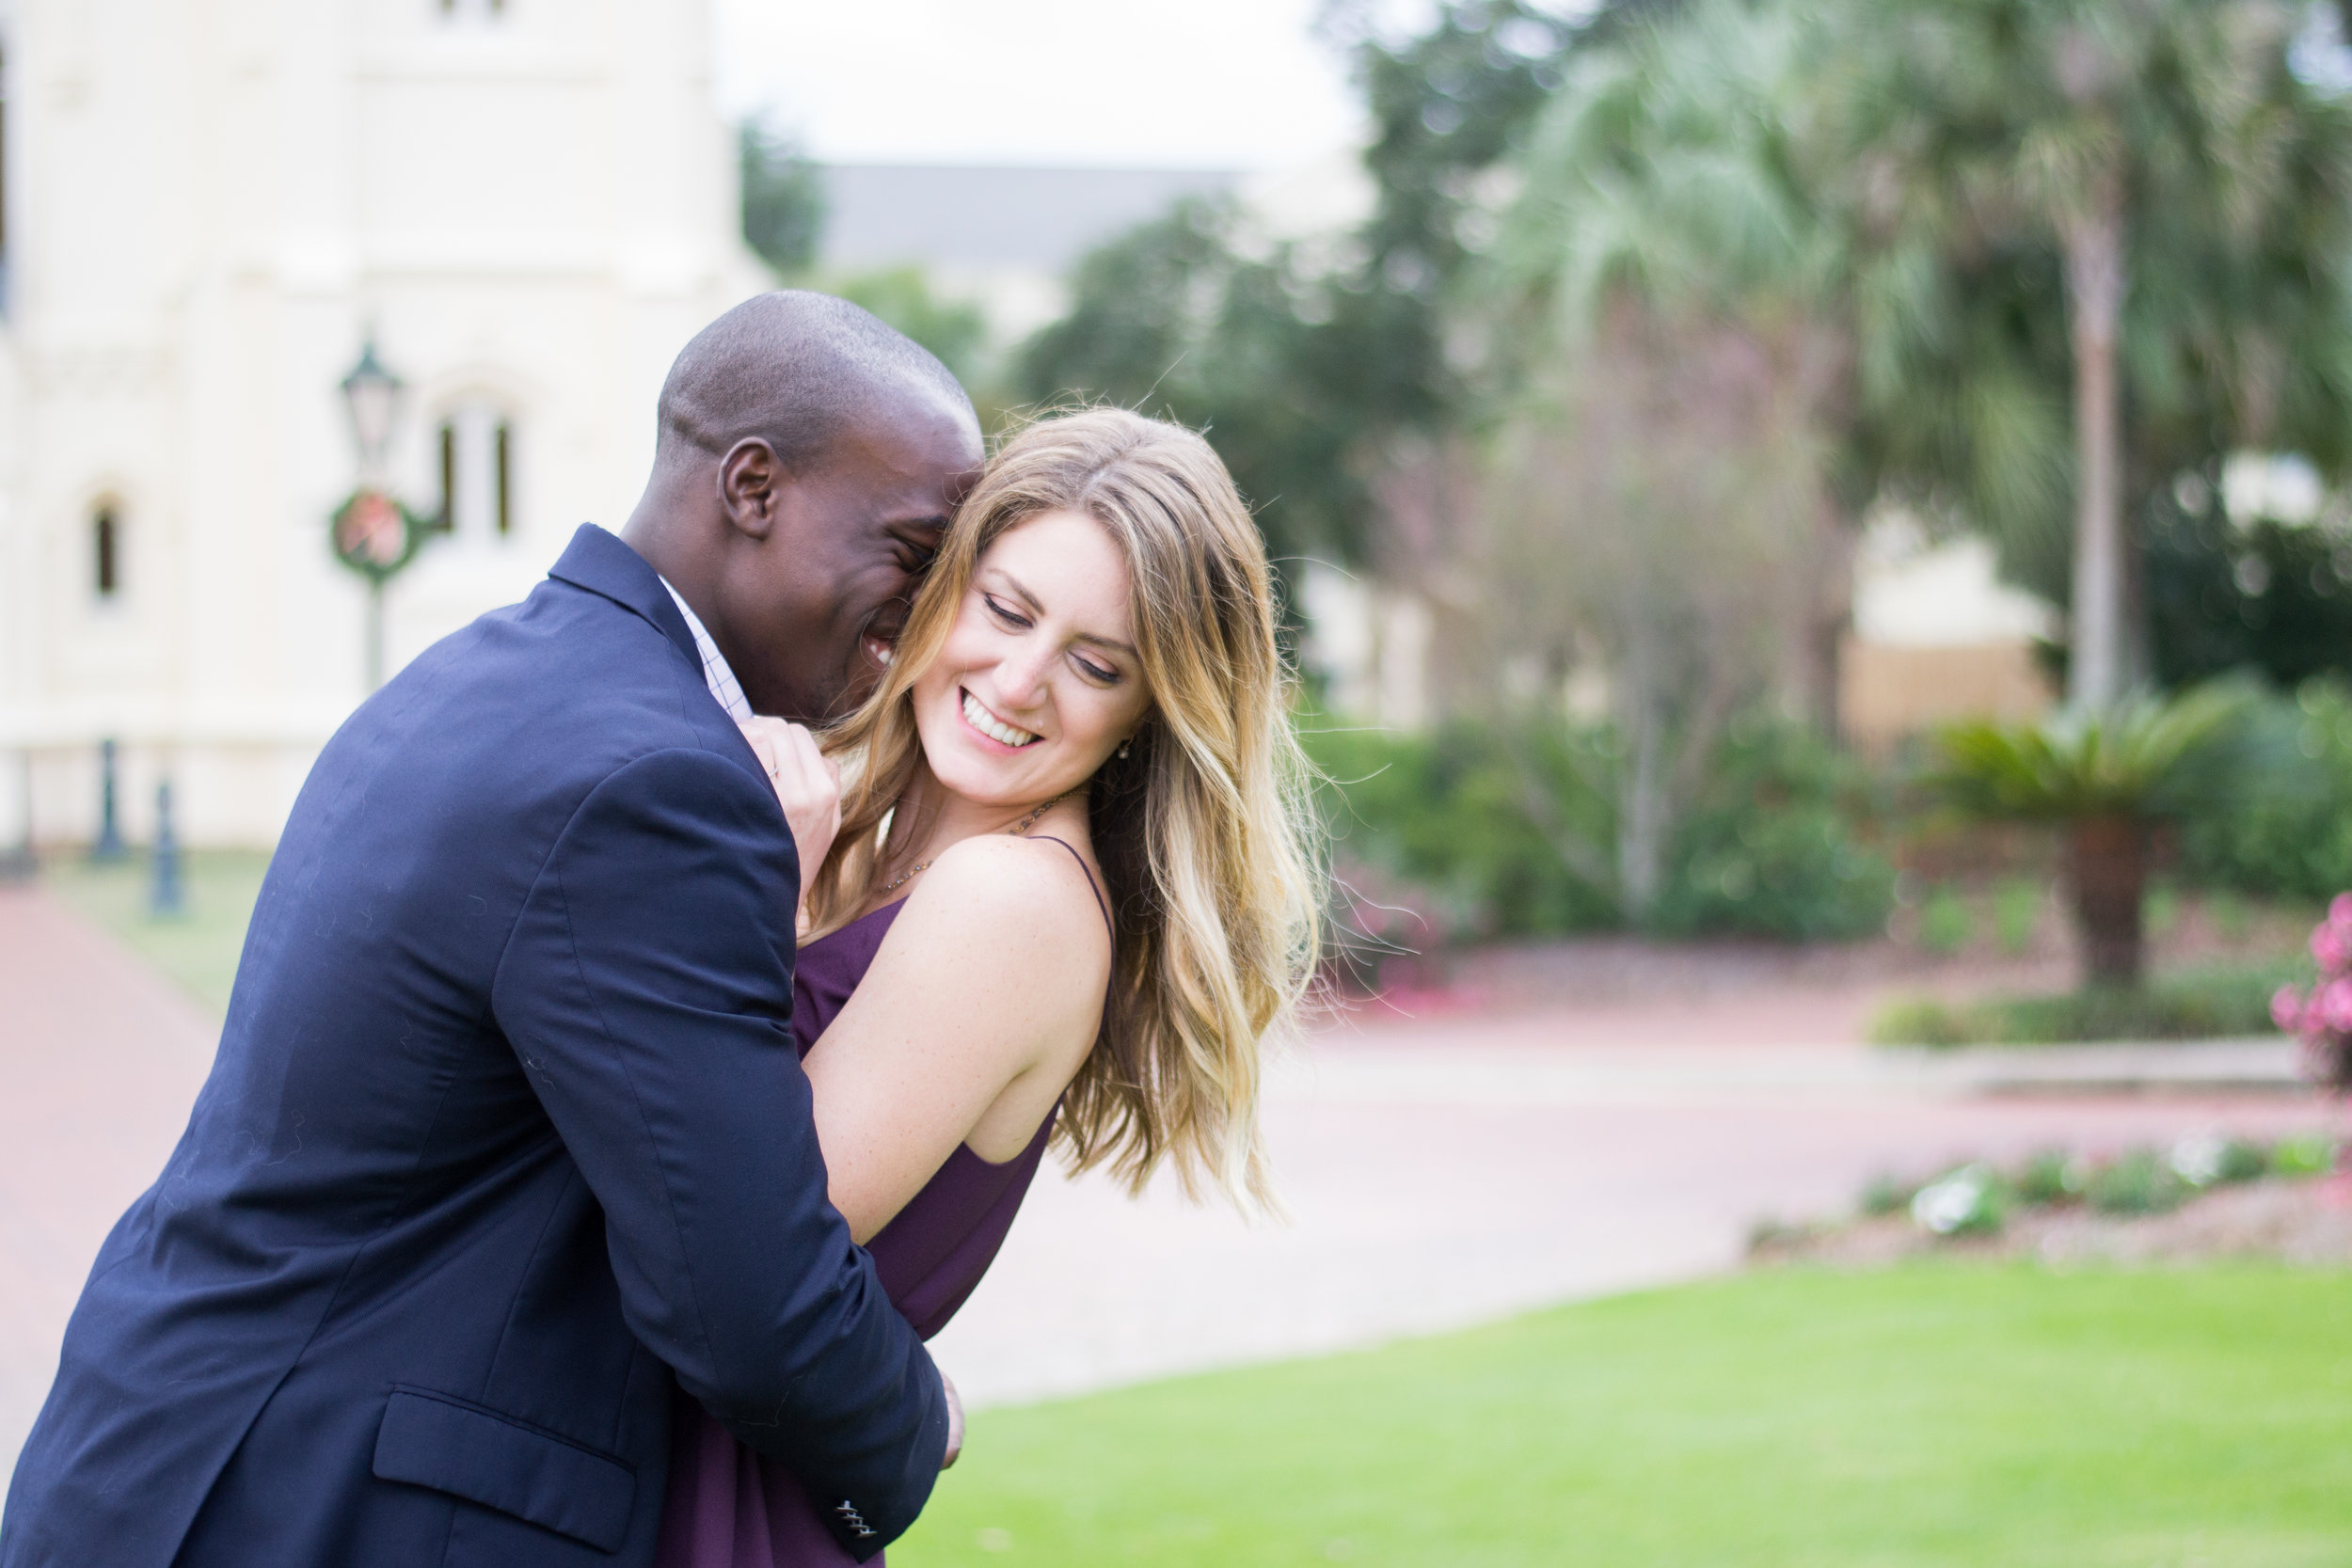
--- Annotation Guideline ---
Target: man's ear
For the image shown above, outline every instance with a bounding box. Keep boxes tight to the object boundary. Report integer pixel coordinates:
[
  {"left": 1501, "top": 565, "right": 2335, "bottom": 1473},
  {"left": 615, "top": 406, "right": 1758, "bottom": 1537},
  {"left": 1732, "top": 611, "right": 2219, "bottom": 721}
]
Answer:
[{"left": 717, "top": 437, "right": 785, "bottom": 540}]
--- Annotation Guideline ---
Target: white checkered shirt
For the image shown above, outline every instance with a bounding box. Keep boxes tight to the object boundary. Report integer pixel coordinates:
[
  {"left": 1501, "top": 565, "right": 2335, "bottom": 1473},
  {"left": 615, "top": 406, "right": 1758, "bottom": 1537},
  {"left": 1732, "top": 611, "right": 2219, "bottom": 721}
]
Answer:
[{"left": 660, "top": 578, "right": 754, "bottom": 723}]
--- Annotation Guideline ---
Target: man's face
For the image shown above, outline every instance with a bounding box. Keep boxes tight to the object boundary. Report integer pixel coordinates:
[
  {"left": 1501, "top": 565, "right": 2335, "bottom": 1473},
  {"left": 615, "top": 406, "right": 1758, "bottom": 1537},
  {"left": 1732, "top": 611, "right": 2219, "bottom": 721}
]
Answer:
[{"left": 719, "top": 396, "right": 983, "bottom": 722}]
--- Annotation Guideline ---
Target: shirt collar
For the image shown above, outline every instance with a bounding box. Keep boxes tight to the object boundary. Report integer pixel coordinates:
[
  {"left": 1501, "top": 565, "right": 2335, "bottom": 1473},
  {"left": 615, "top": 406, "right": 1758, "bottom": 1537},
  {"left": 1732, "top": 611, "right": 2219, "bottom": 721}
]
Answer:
[{"left": 658, "top": 577, "right": 755, "bottom": 724}]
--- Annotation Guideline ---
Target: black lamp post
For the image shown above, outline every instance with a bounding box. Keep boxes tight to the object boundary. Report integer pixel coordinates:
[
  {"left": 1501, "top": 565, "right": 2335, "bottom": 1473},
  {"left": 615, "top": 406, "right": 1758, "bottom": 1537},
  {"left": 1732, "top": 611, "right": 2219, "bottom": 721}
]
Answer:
[
  {"left": 331, "top": 338, "right": 429, "bottom": 690},
  {"left": 92, "top": 736, "right": 126, "bottom": 862},
  {"left": 149, "top": 777, "right": 183, "bottom": 917},
  {"left": 1, "top": 749, "right": 34, "bottom": 881}
]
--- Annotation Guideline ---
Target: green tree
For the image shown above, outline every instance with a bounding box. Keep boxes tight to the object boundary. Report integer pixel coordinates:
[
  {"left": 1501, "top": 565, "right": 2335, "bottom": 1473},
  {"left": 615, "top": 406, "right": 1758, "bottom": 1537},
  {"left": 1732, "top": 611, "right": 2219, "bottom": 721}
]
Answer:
[
  {"left": 1018, "top": 4, "right": 1656, "bottom": 566},
  {"left": 832, "top": 266, "right": 990, "bottom": 391},
  {"left": 739, "top": 119, "right": 825, "bottom": 277},
  {"left": 1015, "top": 198, "right": 1372, "bottom": 567}
]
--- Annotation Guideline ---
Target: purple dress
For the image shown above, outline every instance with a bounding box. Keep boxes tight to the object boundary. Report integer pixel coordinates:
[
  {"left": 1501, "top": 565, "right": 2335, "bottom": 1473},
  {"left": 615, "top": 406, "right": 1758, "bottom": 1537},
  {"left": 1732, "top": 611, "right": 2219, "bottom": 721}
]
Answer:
[{"left": 655, "top": 863, "right": 1088, "bottom": 1567}]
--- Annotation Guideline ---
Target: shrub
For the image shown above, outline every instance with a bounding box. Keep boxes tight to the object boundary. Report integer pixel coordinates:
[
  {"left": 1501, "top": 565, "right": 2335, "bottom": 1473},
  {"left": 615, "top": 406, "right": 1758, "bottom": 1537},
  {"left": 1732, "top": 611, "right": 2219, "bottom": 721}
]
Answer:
[
  {"left": 1867, "top": 997, "right": 1972, "bottom": 1048},
  {"left": 1917, "top": 887, "right": 1973, "bottom": 954},
  {"left": 1302, "top": 712, "right": 1895, "bottom": 943},
  {"left": 2015, "top": 1149, "right": 2073, "bottom": 1206},
  {"left": 1859, "top": 1174, "right": 1915, "bottom": 1215},
  {"left": 1993, "top": 879, "right": 2042, "bottom": 954},
  {"left": 2082, "top": 1148, "right": 2190, "bottom": 1215},
  {"left": 1646, "top": 716, "right": 1897, "bottom": 942},
  {"left": 1303, "top": 721, "right": 1615, "bottom": 942},
  {"left": 2180, "top": 679, "right": 2352, "bottom": 900},
  {"left": 1868, "top": 960, "right": 2301, "bottom": 1046},
  {"left": 2167, "top": 1132, "right": 2266, "bottom": 1188},
  {"left": 2272, "top": 1133, "right": 2339, "bottom": 1176}
]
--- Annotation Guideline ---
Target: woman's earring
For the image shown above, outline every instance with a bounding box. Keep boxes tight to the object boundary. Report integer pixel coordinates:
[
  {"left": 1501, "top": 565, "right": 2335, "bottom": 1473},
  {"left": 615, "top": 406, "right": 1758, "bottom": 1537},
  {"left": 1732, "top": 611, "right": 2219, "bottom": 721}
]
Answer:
[{"left": 1118, "top": 737, "right": 1134, "bottom": 760}]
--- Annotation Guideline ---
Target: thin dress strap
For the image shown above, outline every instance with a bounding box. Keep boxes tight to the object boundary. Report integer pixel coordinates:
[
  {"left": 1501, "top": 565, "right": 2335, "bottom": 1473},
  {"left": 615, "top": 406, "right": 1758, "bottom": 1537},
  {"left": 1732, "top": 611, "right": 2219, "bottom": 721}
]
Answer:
[{"left": 1027, "top": 835, "right": 1113, "bottom": 939}]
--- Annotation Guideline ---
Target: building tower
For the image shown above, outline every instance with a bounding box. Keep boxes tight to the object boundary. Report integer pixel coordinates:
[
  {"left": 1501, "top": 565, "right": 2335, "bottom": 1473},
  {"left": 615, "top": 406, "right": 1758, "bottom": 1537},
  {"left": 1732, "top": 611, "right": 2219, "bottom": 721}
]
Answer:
[{"left": 0, "top": 0, "right": 766, "bottom": 846}]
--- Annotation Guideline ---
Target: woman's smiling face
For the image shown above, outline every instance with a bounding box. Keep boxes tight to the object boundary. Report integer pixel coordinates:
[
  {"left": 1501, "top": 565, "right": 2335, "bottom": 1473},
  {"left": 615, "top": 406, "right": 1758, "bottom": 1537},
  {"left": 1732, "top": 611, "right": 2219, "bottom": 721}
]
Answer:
[{"left": 911, "top": 507, "right": 1152, "bottom": 809}]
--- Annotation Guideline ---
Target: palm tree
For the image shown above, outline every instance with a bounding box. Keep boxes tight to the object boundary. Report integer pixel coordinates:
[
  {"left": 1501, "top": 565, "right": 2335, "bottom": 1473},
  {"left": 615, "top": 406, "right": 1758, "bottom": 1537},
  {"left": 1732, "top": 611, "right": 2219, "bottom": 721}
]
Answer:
[
  {"left": 1932, "top": 685, "right": 2248, "bottom": 983},
  {"left": 1838, "top": 0, "right": 2352, "bottom": 709}
]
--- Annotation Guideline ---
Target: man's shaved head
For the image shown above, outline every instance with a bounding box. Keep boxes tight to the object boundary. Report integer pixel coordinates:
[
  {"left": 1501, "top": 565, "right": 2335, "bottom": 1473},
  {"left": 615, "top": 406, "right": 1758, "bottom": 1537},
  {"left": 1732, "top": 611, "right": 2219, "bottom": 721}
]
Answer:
[
  {"left": 656, "top": 291, "right": 977, "bottom": 471},
  {"left": 624, "top": 292, "right": 987, "bottom": 723}
]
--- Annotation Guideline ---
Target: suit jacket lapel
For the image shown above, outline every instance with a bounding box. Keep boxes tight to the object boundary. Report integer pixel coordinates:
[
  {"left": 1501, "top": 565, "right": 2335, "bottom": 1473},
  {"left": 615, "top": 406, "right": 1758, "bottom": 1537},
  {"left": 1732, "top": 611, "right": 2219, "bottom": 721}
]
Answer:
[{"left": 547, "top": 524, "right": 701, "bottom": 672}]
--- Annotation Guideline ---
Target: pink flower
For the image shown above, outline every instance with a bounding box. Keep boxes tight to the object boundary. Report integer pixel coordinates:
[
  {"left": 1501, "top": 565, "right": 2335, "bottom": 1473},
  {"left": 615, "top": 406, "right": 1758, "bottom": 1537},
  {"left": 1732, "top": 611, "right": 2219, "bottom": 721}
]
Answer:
[
  {"left": 2315, "top": 924, "right": 2351, "bottom": 975},
  {"left": 2330, "top": 892, "right": 2352, "bottom": 930},
  {"left": 2319, "top": 978, "right": 2352, "bottom": 1034},
  {"left": 2274, "top": 985, "right": 2308, "bottom": 1033}
]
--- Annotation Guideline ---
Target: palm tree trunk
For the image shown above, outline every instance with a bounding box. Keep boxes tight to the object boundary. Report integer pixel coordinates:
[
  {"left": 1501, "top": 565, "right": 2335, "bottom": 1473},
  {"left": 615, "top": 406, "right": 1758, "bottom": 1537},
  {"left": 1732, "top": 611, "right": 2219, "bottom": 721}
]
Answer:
[
  {"left": 2062, "top": 182, "right": 2128, "bottom": 712},
  {"left": 2067, "top": 813, "right": 2145, "bottom": 987},
  {"left": 1793, "top": 499, "right": 1855, "bottom": 741},
  {"left": 1616, "top": 629, "right": 1670, "bottom": 926}
]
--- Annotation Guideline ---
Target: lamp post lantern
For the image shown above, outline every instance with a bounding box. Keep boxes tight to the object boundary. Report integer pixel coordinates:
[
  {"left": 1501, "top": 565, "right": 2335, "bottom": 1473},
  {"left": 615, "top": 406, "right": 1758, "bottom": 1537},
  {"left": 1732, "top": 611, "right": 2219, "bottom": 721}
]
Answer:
[
  {"left": 341, "top": 339, "right": 403, "bottom": 483},
  {"left": 331, "top": 338, "right": 430, "bottom": 690}
]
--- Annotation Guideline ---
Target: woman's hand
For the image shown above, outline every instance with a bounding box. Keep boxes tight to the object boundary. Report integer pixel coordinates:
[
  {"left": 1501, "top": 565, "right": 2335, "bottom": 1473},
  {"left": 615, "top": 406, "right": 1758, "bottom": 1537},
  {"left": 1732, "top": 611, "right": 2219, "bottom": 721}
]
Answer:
[{"left": 739, "top": 718, "right": 842, "bottom": 892}]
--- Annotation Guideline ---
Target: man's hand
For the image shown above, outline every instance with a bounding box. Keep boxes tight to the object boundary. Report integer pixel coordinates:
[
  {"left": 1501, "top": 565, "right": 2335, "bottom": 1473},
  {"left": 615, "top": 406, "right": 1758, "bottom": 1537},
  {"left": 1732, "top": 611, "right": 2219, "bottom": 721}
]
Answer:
[
  {"left": 738, "top": 718, "right": 843, "bottom": 899},
  {"left": 941, "top": 1372, "right": 963, "bottom": 1469}
]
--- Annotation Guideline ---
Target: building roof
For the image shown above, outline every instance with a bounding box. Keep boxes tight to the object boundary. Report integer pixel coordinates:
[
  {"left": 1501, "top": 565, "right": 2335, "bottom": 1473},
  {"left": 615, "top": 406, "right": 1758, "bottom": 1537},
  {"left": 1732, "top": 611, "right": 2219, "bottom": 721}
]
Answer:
[{"left": 817, "top": 164, "right": 1240, "bottom": 273}]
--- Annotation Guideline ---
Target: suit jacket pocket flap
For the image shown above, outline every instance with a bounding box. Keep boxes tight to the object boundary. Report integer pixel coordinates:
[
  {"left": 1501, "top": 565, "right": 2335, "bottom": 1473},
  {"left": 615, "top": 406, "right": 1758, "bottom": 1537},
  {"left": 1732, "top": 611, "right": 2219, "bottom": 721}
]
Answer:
[{"left": 373, "top": 1387, "right": 636, "bottom": 1552}]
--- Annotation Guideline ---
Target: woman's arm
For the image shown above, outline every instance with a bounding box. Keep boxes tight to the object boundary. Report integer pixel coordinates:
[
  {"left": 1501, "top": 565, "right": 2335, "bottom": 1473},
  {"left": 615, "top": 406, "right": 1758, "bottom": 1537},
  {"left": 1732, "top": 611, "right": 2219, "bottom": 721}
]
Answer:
[{"left": 802, "top": 834, "right": 1111, "bottom": 1243}]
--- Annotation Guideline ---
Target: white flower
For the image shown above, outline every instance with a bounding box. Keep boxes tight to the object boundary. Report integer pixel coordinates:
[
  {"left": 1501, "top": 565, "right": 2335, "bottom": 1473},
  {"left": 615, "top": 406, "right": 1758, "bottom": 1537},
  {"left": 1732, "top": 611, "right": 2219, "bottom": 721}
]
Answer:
[
  {"left": 2170, "top": 1131, "right": 2227, "bottom": 1187},
  {"left": 1912, "top": 1165, "right": 1991, "bottom": 1235}
]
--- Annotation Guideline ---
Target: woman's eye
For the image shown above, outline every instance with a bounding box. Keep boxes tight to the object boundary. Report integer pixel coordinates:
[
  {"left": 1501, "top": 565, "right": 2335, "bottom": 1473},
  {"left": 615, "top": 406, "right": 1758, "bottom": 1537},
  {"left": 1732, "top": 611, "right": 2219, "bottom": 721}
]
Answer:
[
  {"left": 1076, "top": 656, "right": 1120, "bottom": 684},
  {"left": 983, "top": 594, "right": 1030, "bottom": 628}
]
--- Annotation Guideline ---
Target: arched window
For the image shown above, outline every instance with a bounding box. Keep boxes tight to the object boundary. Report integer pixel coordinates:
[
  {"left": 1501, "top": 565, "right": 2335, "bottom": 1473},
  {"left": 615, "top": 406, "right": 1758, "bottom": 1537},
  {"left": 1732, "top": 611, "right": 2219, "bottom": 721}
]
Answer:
[
  {"left": 92, "top": 504, "right": 119, "bottom": 598},
  {"left": 435, "top": 406, "right": 516, "bottom": 541}
]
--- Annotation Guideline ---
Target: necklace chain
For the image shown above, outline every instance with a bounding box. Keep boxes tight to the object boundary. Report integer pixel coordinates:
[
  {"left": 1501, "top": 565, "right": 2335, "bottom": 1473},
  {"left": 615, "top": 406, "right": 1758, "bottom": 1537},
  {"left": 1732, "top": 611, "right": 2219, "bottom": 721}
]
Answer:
[{"left": 880, "top": 793, "right": 1068, "bottom": 895}]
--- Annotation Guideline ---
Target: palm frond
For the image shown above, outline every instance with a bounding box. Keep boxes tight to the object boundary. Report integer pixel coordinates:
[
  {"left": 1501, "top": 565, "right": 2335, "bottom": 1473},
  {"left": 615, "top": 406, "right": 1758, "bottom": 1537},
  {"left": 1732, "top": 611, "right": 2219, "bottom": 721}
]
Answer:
[{"left": 1930, "top": 682, "right": 2253, "bottom": 818}]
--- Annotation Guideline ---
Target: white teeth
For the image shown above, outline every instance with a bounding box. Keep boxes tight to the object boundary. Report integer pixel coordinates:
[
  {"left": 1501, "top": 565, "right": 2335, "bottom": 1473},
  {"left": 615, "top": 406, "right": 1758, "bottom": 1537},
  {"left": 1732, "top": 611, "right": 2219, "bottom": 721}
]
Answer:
[{"left": 962, "top": 689, "right": 1038, "bottom": 747}]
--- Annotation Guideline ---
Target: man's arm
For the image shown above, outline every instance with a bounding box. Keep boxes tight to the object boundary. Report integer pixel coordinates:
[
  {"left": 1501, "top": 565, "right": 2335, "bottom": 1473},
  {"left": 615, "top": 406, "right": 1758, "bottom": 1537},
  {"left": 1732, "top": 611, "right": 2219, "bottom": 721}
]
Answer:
[{"left": 491, "top": 746, "right": 946, "bottom": 1559}]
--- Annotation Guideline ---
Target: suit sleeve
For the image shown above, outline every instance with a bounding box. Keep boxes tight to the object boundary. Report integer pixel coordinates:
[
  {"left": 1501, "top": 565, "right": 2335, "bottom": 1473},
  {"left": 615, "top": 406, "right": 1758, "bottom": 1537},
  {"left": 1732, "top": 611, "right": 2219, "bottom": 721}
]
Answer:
[{"left": 490, "top": 746, "right": 946, "bottom": 1559}]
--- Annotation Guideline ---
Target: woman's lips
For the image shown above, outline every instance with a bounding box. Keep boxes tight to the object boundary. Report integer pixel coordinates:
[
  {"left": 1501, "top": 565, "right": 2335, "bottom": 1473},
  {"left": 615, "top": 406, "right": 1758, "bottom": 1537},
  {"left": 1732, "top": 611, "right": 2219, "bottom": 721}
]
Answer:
[{"left": 960, "top": 688, "right": 1040, "bottom": 749}]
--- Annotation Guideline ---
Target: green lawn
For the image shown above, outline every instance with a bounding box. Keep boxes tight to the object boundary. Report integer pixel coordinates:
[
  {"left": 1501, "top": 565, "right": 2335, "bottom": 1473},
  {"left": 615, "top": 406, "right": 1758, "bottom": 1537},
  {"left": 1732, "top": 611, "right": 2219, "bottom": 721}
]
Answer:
[
  {"left": 42, "top": 849, "right": 272, "bottom": 1018},
  {"left": 902, "top": 1264, "right": 2352, "bottom": 1568}
]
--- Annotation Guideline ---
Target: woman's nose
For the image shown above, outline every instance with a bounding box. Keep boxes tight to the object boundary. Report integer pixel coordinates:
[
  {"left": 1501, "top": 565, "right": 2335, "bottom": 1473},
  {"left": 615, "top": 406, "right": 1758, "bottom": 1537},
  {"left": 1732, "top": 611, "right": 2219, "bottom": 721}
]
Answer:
[{"left": 993, "top": 641, "right": 1057, "bottom": 706}]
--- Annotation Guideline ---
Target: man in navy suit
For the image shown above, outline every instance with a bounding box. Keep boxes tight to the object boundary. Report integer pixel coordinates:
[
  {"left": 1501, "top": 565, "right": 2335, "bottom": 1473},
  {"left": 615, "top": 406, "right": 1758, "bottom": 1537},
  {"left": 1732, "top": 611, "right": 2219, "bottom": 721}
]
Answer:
[{"left": 0, "top": 293, "right": 984, "bottom": 1567}]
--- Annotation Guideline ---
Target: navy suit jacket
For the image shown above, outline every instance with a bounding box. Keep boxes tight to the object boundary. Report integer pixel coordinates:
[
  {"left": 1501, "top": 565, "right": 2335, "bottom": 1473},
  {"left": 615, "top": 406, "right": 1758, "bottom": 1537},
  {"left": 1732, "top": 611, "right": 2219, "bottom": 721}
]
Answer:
[{"left": 0, "top": 526, "right": 946, "bottom": 1567}]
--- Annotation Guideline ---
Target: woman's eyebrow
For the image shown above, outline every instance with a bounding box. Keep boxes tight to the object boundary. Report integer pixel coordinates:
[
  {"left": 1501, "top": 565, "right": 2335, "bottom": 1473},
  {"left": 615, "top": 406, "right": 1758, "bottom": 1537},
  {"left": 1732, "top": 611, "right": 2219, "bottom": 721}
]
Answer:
[{"left": 990, "top": 569, "right": 1138, "bottom": 657}]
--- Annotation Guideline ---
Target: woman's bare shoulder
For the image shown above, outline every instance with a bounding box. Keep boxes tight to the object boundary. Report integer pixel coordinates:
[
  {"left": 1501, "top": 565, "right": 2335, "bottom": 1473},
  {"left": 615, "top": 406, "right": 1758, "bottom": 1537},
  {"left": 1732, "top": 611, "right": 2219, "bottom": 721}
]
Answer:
[{"left": 896, "top": 832, "right": 1111, "bottom": 960}]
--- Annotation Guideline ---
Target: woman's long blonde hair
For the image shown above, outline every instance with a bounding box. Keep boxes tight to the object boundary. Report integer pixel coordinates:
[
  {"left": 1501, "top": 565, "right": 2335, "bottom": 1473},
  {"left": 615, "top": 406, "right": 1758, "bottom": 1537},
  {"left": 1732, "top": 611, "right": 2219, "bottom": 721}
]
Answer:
[{"left": 802, "top": 408, "right": 1321, "bottom": 1206}]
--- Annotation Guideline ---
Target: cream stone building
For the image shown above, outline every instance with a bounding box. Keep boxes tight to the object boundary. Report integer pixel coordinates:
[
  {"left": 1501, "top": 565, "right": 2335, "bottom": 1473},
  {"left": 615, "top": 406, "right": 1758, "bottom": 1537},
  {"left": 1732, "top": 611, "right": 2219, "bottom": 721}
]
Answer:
[{"left": 0, "top": 0, "right": 770, "bottom": 847}]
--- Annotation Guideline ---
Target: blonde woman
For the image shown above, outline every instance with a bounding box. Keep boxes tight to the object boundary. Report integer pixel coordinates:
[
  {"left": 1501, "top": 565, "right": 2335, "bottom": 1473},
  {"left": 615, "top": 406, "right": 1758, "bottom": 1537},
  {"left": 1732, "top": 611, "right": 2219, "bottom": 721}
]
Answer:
[{"left": 657, "top": 408, "right": 1321, "bottom": 1566}]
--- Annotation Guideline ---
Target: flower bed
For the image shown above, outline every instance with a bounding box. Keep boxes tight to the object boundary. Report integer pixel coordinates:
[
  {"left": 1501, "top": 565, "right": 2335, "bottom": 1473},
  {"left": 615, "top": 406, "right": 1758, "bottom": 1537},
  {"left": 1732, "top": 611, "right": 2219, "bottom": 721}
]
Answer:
[{"left": 1752, "top": 1132, "right": 2345, "bottom": 1267}]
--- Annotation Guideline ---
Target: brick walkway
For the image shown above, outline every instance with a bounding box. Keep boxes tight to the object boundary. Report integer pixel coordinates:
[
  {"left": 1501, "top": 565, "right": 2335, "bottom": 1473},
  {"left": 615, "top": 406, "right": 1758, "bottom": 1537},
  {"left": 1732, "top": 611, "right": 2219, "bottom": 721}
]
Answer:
[
  {"left": 0, "top": 888, "right": 2338, "bottom": 1486},
  {"left": 0, "top": 886, "right": 215, "bottom": 1480}
]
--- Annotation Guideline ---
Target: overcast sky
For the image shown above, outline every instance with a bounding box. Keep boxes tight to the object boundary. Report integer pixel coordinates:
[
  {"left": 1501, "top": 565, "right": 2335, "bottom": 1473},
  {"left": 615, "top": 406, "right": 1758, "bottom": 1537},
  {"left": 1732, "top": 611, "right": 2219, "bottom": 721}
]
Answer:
[{"left": 710, "top": 0, "right": 1383, "bottom": 170}]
